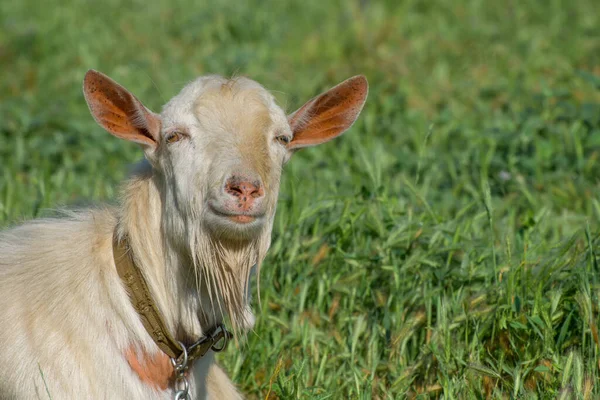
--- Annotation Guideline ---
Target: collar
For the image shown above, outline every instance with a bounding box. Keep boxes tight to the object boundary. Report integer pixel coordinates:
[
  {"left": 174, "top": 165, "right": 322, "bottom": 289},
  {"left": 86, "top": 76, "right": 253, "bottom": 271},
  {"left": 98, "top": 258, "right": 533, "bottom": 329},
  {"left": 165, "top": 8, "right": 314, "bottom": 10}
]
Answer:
[{"left": 112, "top": 233, "right": 232, "bottom": 365}]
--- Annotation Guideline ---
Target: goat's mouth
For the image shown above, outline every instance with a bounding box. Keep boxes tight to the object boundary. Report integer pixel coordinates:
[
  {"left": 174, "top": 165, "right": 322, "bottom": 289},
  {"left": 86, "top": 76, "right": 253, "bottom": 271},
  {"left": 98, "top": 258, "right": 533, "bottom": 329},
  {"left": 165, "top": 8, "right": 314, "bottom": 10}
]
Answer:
[
  {"left": 227, "top": 214, "right": 256, "bottom": 224},
  {"left": 207, "top": 204, "right": 265, "bottom": 225}
]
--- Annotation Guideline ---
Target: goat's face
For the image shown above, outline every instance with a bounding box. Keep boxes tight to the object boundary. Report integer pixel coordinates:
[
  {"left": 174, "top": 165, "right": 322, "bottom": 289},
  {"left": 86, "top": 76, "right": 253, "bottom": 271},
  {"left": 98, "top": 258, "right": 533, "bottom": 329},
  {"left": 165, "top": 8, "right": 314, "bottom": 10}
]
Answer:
[
  {"left": 83, "top": 71, "right": 368, "bottom": 245},
  {"left": 156, "top": 77, "right": 292, "bottom": 241}
]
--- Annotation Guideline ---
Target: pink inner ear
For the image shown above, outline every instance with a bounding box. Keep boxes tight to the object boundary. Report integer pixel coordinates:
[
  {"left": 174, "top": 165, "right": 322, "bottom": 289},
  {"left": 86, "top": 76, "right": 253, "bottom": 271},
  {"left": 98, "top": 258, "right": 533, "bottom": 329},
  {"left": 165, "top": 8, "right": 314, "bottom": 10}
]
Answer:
[
  {"left": 83, "top": 70, "right": 160, "bottom": 147},
  {"left": 288, "top": 75, "right": 368, "bottom": 150}
]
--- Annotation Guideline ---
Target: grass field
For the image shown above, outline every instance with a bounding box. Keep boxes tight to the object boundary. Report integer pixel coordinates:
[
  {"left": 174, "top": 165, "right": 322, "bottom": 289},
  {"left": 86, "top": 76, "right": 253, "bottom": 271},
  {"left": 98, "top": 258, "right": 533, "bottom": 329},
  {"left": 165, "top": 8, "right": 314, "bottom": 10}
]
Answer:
[{"left": 1, "top": 0, "right": 600, "bottom": 398}]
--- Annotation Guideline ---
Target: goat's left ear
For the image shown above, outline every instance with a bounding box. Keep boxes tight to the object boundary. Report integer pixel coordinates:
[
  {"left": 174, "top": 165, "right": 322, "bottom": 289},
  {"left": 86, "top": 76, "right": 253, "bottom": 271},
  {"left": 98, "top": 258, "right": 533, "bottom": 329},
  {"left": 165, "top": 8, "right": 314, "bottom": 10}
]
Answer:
[{"left": 287, "top": 75, "right": 368, "bottom": 150}]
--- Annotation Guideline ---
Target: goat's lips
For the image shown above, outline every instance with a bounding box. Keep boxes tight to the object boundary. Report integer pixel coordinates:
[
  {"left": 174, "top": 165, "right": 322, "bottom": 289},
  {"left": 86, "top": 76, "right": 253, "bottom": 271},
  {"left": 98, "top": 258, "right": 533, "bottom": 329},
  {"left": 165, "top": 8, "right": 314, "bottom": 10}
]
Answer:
[
  {"left": 227, "top": 214, "right": 256, "bottom": 224},
  {"left": 208, "top": 203, "right": 261, "bottom": 224}
]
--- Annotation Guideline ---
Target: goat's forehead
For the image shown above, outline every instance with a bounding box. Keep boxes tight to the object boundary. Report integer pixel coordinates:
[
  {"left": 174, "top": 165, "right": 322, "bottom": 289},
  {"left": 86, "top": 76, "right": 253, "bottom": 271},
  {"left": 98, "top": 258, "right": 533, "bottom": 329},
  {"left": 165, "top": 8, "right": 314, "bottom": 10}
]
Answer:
[{"left": 161, "top": 76, "right": 280, "bottom": 123}]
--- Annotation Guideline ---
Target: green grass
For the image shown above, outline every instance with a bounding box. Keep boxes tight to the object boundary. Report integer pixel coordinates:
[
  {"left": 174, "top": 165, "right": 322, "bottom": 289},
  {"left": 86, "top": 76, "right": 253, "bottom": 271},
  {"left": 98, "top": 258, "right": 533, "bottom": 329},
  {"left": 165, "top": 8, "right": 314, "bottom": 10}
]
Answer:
[{"left": 1, "top": 0, "right": 600, "bottom": 398}]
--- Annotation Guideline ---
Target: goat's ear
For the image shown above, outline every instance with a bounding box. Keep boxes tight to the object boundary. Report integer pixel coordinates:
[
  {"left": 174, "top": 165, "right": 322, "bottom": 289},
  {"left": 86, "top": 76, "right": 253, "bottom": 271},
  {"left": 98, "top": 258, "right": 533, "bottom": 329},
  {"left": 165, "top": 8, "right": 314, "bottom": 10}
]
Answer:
[
  {"left": 287, "top": 75, "right": 368, "bottom": 150},
  {"left": 83, "top": 70, "right": 161, "bottom": 148}
]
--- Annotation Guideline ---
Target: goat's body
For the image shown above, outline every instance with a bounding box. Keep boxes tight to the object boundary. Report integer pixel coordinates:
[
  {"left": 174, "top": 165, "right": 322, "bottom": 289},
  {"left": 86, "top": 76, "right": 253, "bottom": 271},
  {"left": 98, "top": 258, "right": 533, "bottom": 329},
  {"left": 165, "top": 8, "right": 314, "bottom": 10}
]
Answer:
[
  {"left": 0, "top": 189, "right": 240, "bottom": 399},
  {"left": 0, "top": 209, "right": 154, "bottom": 398},
  {"left": 0, "top": 70, "right": 367, "bottom": 398}
]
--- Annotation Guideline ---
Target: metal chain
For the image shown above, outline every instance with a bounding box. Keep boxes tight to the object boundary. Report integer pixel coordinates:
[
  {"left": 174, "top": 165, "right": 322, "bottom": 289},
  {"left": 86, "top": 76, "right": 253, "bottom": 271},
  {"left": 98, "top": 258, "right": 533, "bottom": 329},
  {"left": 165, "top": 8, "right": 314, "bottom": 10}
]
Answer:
[{"left": 171, "top": 341, "right": 191, "bottom": 400}]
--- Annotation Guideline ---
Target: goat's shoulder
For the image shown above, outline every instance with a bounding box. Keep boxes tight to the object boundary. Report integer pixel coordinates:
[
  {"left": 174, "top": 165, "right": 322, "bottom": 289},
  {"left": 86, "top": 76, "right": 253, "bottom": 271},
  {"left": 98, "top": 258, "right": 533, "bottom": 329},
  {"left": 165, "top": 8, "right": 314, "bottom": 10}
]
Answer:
[{"left": 0, "top": 207, "right": 118, "bottom": 271}]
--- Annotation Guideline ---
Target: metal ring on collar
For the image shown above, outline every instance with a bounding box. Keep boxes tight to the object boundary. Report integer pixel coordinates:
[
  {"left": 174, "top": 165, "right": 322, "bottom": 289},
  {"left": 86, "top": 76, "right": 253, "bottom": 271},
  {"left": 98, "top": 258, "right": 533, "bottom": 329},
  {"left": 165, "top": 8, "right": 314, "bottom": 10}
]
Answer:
[{"left": 170, "top": 340, "right": 189, "bottom": 371}]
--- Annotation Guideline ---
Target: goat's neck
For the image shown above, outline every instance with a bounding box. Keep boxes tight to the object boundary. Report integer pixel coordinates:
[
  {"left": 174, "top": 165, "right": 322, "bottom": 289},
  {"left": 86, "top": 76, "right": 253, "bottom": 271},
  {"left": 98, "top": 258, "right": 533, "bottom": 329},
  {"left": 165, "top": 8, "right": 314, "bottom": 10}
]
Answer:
[{"left": 118, "top": 172, "right": 263, "bottom": 343}]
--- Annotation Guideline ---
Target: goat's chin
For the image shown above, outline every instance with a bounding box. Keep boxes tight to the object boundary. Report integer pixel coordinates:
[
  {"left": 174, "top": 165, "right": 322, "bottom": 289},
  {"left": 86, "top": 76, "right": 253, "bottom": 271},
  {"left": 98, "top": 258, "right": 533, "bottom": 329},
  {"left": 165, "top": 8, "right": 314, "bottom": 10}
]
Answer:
[{"left": 204, "top": 210, "right": 265, "bottom": 241}]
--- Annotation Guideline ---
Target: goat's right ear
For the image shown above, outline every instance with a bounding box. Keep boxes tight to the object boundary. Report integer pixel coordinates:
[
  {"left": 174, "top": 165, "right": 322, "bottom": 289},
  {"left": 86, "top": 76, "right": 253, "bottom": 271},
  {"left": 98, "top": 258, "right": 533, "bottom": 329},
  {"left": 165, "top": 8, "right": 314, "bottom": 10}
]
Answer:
[{"left": 83, "top": 70, "right": 161, "bottom": 148}]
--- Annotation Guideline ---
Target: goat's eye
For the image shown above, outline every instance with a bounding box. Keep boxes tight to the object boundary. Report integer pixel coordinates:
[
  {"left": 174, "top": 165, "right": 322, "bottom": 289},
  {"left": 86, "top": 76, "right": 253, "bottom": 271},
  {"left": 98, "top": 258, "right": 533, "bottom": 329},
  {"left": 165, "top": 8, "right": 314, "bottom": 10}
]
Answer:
[
  {"left": 166, "top": 131, "right": 184, "bottom": 144},
  {"left": 275, "top": 135, "right": 291, "bottom": 145}
]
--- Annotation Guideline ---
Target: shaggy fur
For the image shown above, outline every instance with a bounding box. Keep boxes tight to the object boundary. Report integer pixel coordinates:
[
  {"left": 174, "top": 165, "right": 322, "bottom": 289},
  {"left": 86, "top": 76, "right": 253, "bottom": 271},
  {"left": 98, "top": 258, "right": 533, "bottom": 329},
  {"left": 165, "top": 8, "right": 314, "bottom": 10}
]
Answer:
[{"left": 0, "top": 71, "right": 367, "bottom": 399}]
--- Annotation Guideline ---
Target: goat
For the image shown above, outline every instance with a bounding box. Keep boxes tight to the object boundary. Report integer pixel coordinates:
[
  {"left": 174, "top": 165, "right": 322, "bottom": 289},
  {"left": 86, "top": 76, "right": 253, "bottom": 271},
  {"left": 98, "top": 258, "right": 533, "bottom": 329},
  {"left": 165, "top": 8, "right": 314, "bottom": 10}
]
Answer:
[{"left": 0, "top": 70, "right": 368, "bottom": 399}]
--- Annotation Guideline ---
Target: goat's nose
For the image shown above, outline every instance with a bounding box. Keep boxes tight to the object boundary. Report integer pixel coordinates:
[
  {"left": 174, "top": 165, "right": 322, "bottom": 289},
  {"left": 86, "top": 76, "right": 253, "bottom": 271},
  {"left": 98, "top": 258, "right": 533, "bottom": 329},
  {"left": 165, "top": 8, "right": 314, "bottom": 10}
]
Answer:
[{"left": 225, "top": 178, "right": 264, "bottom": 200}]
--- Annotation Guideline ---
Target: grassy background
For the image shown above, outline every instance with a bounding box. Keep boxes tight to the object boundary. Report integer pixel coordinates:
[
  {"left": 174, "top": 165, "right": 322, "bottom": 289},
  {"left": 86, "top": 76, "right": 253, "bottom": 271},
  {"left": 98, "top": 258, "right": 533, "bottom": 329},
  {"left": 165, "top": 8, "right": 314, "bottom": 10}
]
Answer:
[{"left": 1, "top": 0, "right": 600, "bottom": 398}]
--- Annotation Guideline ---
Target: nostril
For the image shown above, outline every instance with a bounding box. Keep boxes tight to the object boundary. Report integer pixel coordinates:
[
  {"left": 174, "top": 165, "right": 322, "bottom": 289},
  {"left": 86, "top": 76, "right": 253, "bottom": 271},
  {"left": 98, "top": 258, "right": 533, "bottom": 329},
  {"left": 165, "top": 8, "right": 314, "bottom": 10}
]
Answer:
[
  {"left": 225, "top": 182, "right": 242, "bottom": 197},
  {"left": 228, "top": 185, "right": 244, "bottom": 196},
  {"left": 250, "top": 186, "right": 264, "bottom": 199}
]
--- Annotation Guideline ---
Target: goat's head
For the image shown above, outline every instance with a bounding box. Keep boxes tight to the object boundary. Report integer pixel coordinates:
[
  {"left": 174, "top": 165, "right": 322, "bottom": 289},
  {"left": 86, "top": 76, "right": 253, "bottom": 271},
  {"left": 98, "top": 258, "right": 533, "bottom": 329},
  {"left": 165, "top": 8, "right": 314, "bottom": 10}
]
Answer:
[{"left": 84, "top": 71, "right": 367, "bottom": 243}]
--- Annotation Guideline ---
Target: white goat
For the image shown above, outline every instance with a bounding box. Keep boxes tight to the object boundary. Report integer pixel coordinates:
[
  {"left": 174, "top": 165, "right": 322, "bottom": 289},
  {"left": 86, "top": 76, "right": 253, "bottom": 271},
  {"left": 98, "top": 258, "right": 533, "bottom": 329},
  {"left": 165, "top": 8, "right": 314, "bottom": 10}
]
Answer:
[{"left": 0, "top": 70, "right": 368, "bottom": 399}]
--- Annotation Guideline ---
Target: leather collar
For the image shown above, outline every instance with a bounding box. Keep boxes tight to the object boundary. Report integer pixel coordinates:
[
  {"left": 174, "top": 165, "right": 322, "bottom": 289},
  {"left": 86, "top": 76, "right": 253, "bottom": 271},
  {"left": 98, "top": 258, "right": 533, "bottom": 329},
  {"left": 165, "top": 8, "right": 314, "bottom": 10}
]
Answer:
[{"left": 112, "top": 233, "right": 232, "bottom": 364}]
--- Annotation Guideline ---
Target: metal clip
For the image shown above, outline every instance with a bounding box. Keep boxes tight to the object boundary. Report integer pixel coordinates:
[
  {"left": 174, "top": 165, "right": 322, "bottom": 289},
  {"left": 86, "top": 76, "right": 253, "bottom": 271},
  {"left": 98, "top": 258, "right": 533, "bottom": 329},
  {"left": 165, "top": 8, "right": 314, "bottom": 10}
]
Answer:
[{"left": 210, "top": 324, "right": 230, "bottom": 352}]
